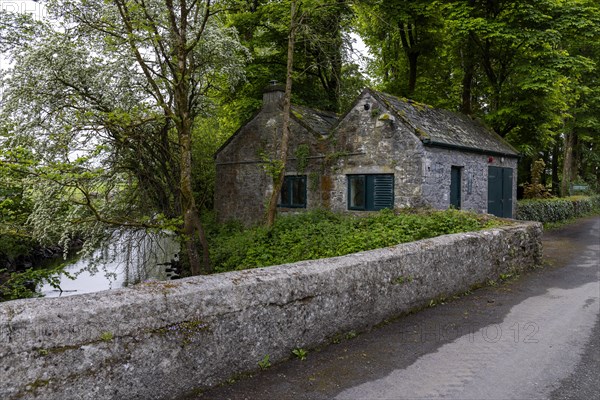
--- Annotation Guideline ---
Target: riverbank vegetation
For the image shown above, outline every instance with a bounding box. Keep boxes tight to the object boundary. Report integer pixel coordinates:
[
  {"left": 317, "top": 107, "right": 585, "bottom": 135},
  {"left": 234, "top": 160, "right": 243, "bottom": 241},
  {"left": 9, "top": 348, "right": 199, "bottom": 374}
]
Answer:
[
  {"left": 1, "top": 208, "right": 504, "bottom": 301},
  {"left": 0, "top": 263, "right": 66, "bottom": 302}
]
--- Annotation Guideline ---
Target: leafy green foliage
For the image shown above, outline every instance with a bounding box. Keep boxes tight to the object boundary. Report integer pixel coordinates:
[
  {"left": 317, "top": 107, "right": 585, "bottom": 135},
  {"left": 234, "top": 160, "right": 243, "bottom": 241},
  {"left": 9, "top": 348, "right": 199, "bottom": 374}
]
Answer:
[
  {"left": 0, "top": 264, "right": 72, "bottom": 302},
  {"left": 209, "top": 209, "right": 502, "bottom": 272},
  {"left": 355, "top": 0, "right": 444, "bottom": 98},
  {"left": 294, "top": 144, "right": 310, "bottom": 174},
  {"left": 225, "top": 0, "right": 363, "bottom": 113},
  {"left": 523, "top": 160, "right": 552, "bottom": 199},
  {"left": 1, "top": 0, "right": 250, "bottom": 274},
  {"left": 516, "top": 195, "right": 600, "bottom": 223},
  {"left": 345, "top": 330, "right": 357, "bottom": 340},
  {"left": 0, "top": 147, "right": 38, "bottom": 266},
  {"left": 191, "top": 119, "right": 236, "bottom": 210},
  {"left": 354, "top": 0, "right": 599, "bottom": 190}
]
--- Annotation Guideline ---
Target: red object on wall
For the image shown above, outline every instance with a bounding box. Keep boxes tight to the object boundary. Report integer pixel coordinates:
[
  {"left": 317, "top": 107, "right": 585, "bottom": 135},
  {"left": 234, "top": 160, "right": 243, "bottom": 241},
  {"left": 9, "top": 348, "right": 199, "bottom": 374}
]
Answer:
[{"left": 488, "top": 156, "right": 494, "bottom": 163}]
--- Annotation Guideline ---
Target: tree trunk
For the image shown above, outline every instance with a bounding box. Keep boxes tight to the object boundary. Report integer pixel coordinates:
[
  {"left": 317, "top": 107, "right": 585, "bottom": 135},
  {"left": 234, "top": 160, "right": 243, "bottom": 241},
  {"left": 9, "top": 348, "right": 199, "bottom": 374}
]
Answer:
[
  {"left": 596, "top": 143, "right": 600, "bottom": 190},
  {"left": 173, "top": 3, "right": 212, "bottom": 274},
  {"left": 399, "top": 22, "right": 419, "bottom": 97},
  {"left": 460, "top": 39, "right": 475, "bottom": 115},
  {"left": 326, "top": 44, "right": 342, "bottom": 112},
  {"left": 572, "top": 132, "right": 580, "bottom": 180},
  {"left": 561, "top": 130, "right": 575, "bottom": 197},
  {"left": 407, "top": 52, "right": 418, "bottom": 97},
  {"left": 551, "top": 139, "right": 560, "bottom": 195},
  {"left": 179, "top": 121, "right": 211, "bottom": 275},
  {"left": 541, "top": 151, "right": 549, "bottom": 186},
  {"left": 266, "top": 0, "right": 297, "bottom": 228}
]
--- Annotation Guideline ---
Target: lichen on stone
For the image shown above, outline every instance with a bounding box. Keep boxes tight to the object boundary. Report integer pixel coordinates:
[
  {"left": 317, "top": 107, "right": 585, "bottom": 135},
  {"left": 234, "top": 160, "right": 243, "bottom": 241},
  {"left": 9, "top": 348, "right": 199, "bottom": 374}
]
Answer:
[{"left": 154, "top": 319, "right": 210, "bottom": 346}]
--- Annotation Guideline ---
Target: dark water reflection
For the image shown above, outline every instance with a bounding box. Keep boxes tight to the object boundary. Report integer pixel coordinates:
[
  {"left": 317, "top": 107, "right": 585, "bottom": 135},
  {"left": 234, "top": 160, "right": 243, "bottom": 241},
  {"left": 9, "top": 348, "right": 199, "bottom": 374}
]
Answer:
[{"left": 39, "top": 231, "right": 180, "bottom": 298}]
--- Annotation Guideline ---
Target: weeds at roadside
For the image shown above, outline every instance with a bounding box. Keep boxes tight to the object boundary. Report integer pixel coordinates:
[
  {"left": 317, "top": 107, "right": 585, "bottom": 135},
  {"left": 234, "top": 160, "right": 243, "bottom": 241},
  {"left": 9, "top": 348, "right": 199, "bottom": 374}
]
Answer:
[
  {"left": 345, "top": 330, "right": 357, "bottom": 340},
  {"left": 292, "top": 348, "right": 308, "bottom": 360},
  {"left": 258, "top": 354, "right": 271, "bottom": 370}
]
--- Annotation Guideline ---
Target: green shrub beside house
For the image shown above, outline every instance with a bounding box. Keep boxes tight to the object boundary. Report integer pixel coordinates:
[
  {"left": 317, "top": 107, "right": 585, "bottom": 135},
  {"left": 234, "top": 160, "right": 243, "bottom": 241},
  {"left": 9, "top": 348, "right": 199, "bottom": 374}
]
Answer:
[
  {"left": 516, "top": 195, "right": 600, "bottom": 224},
  {"left": 208, "top": 209, "right": 503, "bottom": 273}
]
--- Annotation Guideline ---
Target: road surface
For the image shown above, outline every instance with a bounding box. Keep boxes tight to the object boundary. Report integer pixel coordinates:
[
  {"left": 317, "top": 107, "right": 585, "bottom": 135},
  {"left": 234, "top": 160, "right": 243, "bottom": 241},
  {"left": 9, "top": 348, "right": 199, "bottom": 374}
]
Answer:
[{"left": 189, "top": 216, "right": 600, "bottom": 400}]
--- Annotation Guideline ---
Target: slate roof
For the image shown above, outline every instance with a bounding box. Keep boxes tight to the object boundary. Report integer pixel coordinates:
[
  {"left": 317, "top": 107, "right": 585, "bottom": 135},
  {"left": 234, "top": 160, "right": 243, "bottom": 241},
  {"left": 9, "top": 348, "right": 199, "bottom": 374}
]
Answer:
[
  {"left": 214, "top": 102, "right": 337, "bottom": 157},
  {"left": 369, "top": 89, "right": 519, "bottom": 157},
  {"left": 291, "top": 104, "right": 338, "bottom": 136}
]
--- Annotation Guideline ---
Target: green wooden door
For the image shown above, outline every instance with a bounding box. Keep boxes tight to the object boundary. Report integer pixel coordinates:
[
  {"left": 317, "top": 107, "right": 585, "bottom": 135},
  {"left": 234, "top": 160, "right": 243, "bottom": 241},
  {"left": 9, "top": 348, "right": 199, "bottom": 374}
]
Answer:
[
  {"left": 450, "top": 166, "right": 462, "bottom": 209},
  {"left": 502, "top": 168, "right": 513, "bottom": 217},
  {"left": 487, "top": 167, "right": 513, "bottom": 218}
]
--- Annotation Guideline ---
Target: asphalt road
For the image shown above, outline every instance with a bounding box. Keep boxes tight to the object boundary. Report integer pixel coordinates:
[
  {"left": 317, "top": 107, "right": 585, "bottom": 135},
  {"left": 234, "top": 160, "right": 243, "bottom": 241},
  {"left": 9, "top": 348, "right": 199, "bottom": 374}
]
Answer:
[{"left": 191, "top": 216, "right": 600, "bottom": 400}]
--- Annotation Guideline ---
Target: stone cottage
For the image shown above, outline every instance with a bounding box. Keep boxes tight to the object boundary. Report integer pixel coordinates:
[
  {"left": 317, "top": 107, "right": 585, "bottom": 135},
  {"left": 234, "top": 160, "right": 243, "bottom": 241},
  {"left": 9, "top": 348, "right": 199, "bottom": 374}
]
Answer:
[
  {"left": 214, "top": 84, "right": 338, "bottom": 224},
  {"left": 214, "top": 86, "right": 519, "bottom": 225}
]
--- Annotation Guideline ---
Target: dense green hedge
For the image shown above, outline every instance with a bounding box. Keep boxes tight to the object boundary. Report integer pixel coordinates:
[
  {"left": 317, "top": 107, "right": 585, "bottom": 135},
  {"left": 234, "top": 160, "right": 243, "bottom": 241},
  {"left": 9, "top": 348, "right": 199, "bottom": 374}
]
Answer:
[
  {"left": 209, "top": 209, "right": 502, "bottom": 273},
  {"left": 516, "top": 195, "right": 600, "bottom": 223}
]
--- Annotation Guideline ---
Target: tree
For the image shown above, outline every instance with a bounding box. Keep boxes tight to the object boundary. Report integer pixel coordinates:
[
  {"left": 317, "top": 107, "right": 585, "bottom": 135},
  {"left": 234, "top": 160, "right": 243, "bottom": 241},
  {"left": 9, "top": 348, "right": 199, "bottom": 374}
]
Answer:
[
  {"left": 265, "top": 0, "right": 297, "bottom": 228},
  {"left": 261, "top": 0, "right": 355, "bottom": 227},
  {"left": 0, "top": 148, "right": 36, "bottom": 265},
  {"left": 225, "top": 0, "right": 356, "bottom": 113},
  {"left": 554, "top": 0, "right": 600, "bottom": 195},
  {"left": 355, "top": 0, "right": 443, "bottom": 98},
  {"left": 350, "top": 0, "right": 599, "bottom": 193},
  {"left": 0, "top": 0, "right": 248, "bottom": 274},
  {"left": 440, "top": 0, "right": 599, "bottom": 188}
]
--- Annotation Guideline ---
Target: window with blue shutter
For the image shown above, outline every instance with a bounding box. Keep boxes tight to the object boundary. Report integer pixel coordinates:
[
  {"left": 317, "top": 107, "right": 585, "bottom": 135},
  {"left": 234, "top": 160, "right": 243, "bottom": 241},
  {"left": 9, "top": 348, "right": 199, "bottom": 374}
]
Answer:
[
  {"left": 279, "top": 175, "right": 307, "bottom": 208},
  {"left": 348, "top": 174, "right": 394, "bottom": 211}
]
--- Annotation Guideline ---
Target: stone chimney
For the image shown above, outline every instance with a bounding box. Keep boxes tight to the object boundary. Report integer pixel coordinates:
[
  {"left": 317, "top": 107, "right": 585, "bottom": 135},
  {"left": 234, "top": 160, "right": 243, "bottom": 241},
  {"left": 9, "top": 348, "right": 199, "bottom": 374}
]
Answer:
[{"left": 262, "top": 80, "right": 285, "bottom": 111}]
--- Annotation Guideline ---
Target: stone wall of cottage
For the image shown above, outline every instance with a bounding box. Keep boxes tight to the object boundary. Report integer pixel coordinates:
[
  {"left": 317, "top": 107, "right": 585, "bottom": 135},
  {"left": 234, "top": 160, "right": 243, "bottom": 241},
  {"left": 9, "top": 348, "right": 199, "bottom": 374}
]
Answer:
[
  {"left": 215, "top": 109, "right": 328, "bottom": 225},
  {"left": 421, "top": 148, "right": 518, "bottom": 216},
  {"left": 215, "top": 89, "right": 519, "bottom": 223},
  {"left": 324, "top": 93, "right": 427, "bottom": 213}
]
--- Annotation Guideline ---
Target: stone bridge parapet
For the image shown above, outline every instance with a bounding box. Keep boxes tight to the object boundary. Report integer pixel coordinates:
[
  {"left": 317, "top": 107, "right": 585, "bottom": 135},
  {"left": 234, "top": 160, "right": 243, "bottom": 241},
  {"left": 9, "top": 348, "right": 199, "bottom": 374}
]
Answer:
[{"left": 0, "top": 221, "right": 542, "bottom": 399}]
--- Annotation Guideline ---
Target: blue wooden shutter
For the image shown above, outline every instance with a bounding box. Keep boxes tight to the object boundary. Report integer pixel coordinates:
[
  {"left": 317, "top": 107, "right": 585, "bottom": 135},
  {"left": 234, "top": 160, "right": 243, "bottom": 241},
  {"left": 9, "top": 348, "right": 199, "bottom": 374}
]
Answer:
[{"left": 372, "top": 175, "right": 394, "bottom": 210}]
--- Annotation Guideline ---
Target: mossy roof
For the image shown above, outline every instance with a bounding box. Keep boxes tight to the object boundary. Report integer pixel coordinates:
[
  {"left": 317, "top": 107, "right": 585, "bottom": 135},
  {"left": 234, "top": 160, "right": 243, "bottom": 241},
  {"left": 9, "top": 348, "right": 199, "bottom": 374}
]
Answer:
[
  {"left": 290, "top": 104, "right": 338, "bottom": 137},
  {"left": 368, "top": 89, "right": 519, "bottom": 157}
]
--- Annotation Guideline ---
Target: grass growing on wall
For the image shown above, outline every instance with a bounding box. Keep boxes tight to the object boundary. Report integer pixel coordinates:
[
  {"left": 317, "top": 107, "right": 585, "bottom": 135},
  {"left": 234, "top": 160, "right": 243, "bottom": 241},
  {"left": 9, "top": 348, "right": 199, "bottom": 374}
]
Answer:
[
  {"left": 209, "top": 209, "right": 504, "bottom": 273},
  {"left": 516, "top": 195, "right": 600, "bottom": 225}
]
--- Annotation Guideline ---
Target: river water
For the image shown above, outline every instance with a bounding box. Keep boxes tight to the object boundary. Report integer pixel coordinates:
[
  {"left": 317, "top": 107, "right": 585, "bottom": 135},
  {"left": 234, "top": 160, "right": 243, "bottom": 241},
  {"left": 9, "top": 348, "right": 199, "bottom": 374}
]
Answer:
[{"left": 39, "top": 231, "right": 180, "bottom": 298}]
